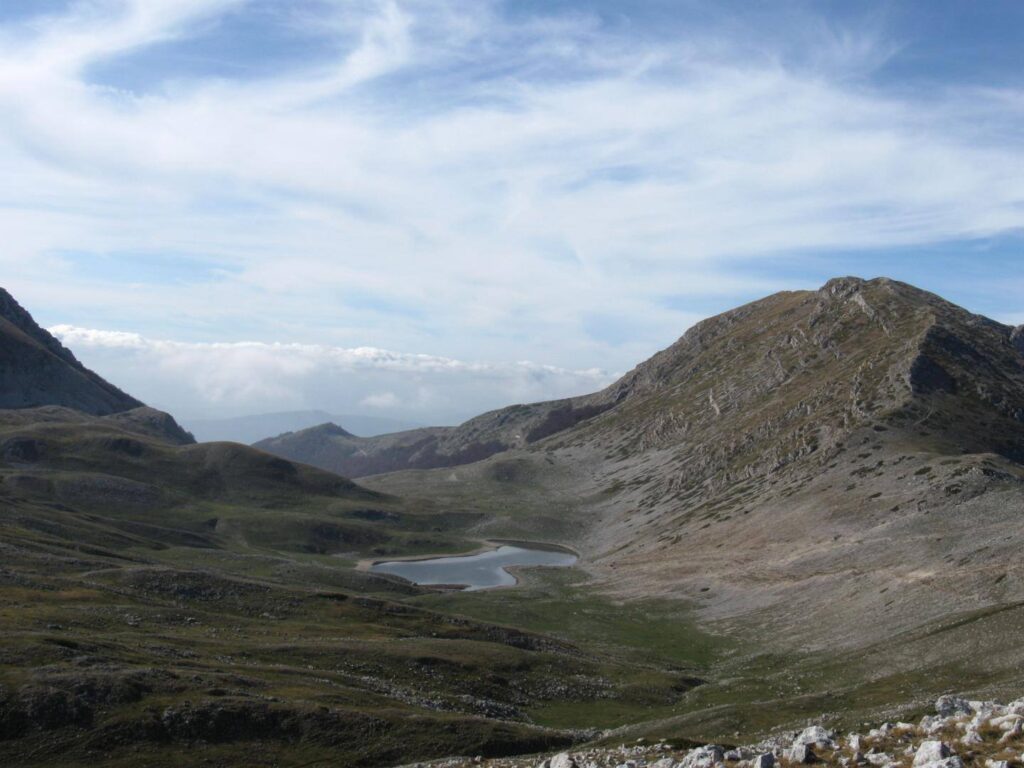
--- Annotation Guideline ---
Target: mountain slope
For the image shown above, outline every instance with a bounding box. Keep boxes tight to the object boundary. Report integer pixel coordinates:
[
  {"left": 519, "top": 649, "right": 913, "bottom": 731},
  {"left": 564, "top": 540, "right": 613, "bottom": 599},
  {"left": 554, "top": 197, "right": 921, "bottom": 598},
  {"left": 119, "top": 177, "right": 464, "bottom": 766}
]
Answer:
[
  {"left": 0, "top": 288, "right": 143, "bottom": 415},
  {"left": 0, "top": 288, "right": 704, "bottom": 767},
  {"left": 366, "top": 277, "right": 1024, "bottom": 652}
]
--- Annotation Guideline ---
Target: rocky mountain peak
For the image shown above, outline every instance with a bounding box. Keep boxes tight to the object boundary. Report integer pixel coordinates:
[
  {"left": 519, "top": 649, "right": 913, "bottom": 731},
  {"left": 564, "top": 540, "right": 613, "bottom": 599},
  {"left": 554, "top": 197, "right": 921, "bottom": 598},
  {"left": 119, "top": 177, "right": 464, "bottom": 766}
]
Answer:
[{"left": 310, "top": 422, "right": 356, "bottom": 438}]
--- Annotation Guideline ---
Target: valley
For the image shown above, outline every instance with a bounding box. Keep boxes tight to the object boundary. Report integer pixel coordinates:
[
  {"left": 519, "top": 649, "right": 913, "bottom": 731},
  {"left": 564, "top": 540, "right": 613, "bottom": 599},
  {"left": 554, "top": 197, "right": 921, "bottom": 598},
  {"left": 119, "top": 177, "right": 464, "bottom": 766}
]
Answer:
[{"left": 2, "top": 278, "right": 1024, "bottom": 767}]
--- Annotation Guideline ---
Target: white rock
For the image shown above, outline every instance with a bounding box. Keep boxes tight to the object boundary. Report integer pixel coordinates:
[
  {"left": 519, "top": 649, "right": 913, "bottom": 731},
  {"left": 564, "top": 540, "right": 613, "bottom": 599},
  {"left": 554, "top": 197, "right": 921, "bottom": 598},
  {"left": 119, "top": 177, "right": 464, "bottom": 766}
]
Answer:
[
  {"left": 919, "top": 715, "right": 956, "bottom": 736},
  {"left": 551, "top": 754, "right": 577, "bottom": 768},
  {"left": 865, "top": 753, "right": 892, "bottom": 767},
  {"left": 936, "top": 697, "right": 973, "bottom": 717},
  {"left": 848, "top": 734, "right": 863, "bottom": 751},
  {"left": 787, "top": 744, "right": 814, "bottom": 764},
  {"left": 651, "top": 760, "right": 676, "bottom": 768},
  {"left": 970, "top": 701, "right": 1002, "bottom": 720},
  {"left": 679, "top": 746, "right": 724, "bottom": 768},
  {"left": 1000, "top": 719, "right": 1023, "bottom": 742},
  {"left": 752, "top": 753, "right": 774, "bottom": 768},
  {"left": 919, "top": 759, "right": 965, "bottom": 768},
  {"left": 868, "top": 725, "right": 893, "bottom": 739},
  {"left": 792, "top": 725, "right": 835, "bottom": 748},
  {"left": 991, "top": 714, "right": 1023, "bottom": 731},
  {"left": 961, "top": 727, "right": 983, "bottom": 745},
  {"left": 985, "top": 761, "right": 1010, "bottom": 768},
  {"left": 913, "top": 741, "right": 951, "bottom": 767}
]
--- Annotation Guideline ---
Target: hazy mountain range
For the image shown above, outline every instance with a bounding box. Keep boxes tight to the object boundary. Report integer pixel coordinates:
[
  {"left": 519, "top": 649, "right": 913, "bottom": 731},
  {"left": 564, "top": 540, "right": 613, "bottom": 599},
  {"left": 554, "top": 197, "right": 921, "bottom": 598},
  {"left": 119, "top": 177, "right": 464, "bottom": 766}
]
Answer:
[{"left": 182, "top": 410, "right": 424, "bottom": 445}]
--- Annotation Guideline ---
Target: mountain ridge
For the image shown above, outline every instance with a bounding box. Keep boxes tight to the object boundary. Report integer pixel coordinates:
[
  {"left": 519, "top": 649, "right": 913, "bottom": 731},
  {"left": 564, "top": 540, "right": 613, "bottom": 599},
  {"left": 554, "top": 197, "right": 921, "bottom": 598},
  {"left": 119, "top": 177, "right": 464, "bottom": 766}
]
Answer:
[
  {"left": 0, "top": 287, "right": 145, "bottom": 416},
  {"left": 259, "top": 276, "right": 1024, "bottom": 478},
  {"left": 363, "top": 276, "right": 1024, "bottom": 651}
]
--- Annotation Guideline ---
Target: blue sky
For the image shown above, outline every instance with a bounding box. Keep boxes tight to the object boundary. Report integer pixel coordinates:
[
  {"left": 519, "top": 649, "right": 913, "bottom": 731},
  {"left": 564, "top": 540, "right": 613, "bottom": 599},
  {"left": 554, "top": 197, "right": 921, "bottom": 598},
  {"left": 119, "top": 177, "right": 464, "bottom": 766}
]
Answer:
[{"left": 1, "top": 0, "right": 1022, "bottom": 423}]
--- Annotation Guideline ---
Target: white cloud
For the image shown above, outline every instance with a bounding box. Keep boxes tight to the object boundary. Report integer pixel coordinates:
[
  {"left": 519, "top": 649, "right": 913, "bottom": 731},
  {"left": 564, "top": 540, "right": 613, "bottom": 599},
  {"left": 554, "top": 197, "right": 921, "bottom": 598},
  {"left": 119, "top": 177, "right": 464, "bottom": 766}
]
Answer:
[
  {"left": 361, "top": 392, "right": 400, "bottom": 409},
  {"left": 49, "top": 325, "right": 617, "bottom": 422},
  {"left": 2, "top": 0, "right": 1023, "bottom": 389}
]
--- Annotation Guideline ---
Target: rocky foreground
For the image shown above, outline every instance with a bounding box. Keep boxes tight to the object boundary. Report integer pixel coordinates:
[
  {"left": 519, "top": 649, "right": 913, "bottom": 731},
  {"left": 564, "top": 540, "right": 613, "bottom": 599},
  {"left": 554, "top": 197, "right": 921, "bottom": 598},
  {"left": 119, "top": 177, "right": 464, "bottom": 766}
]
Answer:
[{"left": 402, "top": 695, "right": 1024, "bottom": 768}]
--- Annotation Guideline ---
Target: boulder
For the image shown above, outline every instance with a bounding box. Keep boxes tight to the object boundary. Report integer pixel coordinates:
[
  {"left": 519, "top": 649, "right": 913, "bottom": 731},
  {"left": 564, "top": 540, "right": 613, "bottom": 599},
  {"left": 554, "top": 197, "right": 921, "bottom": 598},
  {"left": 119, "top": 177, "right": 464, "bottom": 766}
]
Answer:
[
  {"left": 651, "top": 760, "right": 676, "bottom": 768},
  {"left": 752, "top": 752, "right": 775, "bottom": 768},
  {"left": 551, "top": 754, "right": 577, "bottom": 768},
  {"left": 787, "top": 743, "right": 814, "bottom": 764},
  {"left": 913, "top": 741, "right": 951, "bottom": 767},
  {"left": 919, "top": 715, "right": 952, "bottom": 736},
  {"left": 1000, "top": 720, "right": 1022, "bottom": 743},
  {"left": 793, "top": 726, "right": 835, "bottom": 748},
  {"left": 679, "top": 746, "right": 725, "bottom": 768},
  {"left": 865, "top": 754, "right": 893, "bottom": 767},
  {"left": 961, "top": 726, "right": 983, "bottom": 745},
  {"left": 990, "top": 714, "right": 1022, "bottom": 731},
  {"left": 936, "top": 697, "right": 973, "bottom": 717}
]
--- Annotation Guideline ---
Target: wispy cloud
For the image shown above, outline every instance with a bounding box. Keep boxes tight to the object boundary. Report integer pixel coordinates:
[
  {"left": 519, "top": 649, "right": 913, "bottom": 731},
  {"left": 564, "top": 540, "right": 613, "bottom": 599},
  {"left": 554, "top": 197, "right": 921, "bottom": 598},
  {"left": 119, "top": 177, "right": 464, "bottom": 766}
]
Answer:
[{"left": 3, "top": 0, "right": 1024, "bottom": 421}]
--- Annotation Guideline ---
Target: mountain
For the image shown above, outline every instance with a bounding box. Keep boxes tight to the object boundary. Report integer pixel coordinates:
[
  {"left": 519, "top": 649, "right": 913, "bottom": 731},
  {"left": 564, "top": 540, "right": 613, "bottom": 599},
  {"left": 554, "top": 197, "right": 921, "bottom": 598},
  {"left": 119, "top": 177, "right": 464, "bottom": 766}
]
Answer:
[
  {"left": 0, "top": 288, "right": 144, "bottom": 415},
  {"left": 259, "top": 277, "right": 1024, "bottom": 481},
  {"left": 5, "top": 278, "right": 1024, "bottom": 767},
  {"left": 254, "top": 386, "right": 626, "bottom": 478},
  {"left": 364, "top": 276, "right": 1024, "bottom": 667},
  {"left": 183, "top": 409, "right": 424, "bottom": 444}
]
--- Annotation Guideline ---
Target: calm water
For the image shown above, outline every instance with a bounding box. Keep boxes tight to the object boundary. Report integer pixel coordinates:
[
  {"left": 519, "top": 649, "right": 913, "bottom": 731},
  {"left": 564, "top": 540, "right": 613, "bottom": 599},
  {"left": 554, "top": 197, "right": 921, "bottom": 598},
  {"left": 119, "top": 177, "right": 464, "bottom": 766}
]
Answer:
[{"left": 369, "top": 545, "right": 578, "bottom": 591}]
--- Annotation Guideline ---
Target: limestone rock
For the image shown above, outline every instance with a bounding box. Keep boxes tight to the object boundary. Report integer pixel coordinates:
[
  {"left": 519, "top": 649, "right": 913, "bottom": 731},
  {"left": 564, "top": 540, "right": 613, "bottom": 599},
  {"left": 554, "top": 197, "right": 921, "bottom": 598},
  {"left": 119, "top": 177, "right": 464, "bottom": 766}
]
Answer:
[
  {"left": 792, "top": 726, "right": 835, "bottom": 748},
  {"left": 913, "top": 741, "right": 951, "bottom": 767},
  {"left": 936, "top": 697, "right": 973, "bottom": 717},
  {"left": 679, "top": 746, "right": 724, "bottom": 768},
  {"left": 787, "top": 743, "right": 814, "bottom": 764}
]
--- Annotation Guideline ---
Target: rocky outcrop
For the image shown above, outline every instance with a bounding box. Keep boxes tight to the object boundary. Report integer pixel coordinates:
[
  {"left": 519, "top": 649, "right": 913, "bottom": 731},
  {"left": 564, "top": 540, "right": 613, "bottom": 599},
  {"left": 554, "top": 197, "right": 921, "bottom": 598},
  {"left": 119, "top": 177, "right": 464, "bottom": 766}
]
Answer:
[
  {"left": 0, "top": 288, "right": 142, "bottom": 415},
  {"left": 103, "top": 406, "right": 195, "bottom": 445},
  {"left": 1012, "top": 326, "right": 1024, "bottom": 355},
  {"left": 415, "top": 693, "right": 1024, "bottom": 768}
]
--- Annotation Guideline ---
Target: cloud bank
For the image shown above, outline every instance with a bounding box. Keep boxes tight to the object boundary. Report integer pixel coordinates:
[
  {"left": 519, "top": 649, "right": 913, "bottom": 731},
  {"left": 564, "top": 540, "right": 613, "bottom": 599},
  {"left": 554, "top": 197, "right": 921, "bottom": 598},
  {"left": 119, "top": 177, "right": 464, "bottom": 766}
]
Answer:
[{"left": 50, "top": 324, "right": 616, "bottom": 422}]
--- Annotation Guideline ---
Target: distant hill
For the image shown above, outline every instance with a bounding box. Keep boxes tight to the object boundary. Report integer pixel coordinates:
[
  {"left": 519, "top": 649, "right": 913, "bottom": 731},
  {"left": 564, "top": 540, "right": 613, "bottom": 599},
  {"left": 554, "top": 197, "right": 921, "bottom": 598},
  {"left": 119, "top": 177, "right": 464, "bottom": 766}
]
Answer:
[
  {"left": 183, "top": 410, "right": 424, "bottom": 444},
  {"left": 254, "top": 391, "right": 623, "bottom": 477},
  {"left": 0, "top": 288, "right": 144, "bottom": 415}
]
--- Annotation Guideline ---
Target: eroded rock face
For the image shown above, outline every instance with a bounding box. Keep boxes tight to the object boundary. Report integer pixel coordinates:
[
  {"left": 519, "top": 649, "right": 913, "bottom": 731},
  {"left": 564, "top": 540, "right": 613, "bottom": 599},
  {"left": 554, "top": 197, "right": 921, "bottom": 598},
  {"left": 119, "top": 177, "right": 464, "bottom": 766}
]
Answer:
[{"left": 1012, "top": 326, "right": 1024, "bottom": 355}]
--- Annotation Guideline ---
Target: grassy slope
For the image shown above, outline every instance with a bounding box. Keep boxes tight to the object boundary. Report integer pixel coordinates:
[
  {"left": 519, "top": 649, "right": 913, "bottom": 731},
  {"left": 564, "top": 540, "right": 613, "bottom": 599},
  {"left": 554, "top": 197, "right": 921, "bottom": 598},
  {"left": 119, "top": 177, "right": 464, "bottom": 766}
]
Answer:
[{"left": 0, "top": 413, "right": 718, "bottom": 767}]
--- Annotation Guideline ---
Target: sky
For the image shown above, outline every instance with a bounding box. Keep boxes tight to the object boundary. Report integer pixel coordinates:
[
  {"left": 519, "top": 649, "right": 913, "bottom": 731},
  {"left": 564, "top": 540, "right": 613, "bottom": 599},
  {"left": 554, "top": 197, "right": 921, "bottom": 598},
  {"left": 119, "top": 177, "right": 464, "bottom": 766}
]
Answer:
[{"left": 2, "top": 0, "right": 1023, "bottom": 424}]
